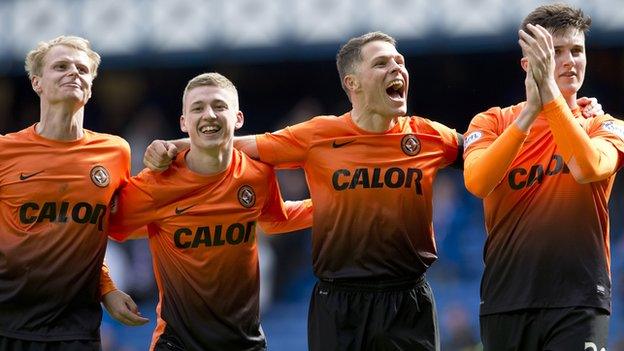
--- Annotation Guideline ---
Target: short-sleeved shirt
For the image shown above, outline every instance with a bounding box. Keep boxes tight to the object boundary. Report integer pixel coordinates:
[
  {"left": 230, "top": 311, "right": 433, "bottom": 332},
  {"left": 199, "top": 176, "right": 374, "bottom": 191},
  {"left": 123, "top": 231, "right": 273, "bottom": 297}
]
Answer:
[
  {"left": 0, "top": 125, "right": 130, "bottom": 341},
  {"left": 256, "top": 112, "right": 460, "bottom": 280},
  {"left": 464, "top": 102, "right": 624, "bottom": 315},
  {"left": 109, "top": 149, "right": 287, "bottom": 351}
]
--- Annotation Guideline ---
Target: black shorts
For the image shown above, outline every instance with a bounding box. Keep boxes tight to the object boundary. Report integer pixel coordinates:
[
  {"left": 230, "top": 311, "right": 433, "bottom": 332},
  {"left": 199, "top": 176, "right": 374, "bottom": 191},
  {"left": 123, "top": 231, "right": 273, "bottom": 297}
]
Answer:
[
  {"left": 308, "top": 275, "right": 439, "bottom": 351},
  {"left": 480, "top": 307, "right": 609, "bottom": 351},
  {"left": 154, "top": 325, "right": 186, "bottom": 351},
  {"left": 0, "top": 336, "right": 100, "bottom": 351},
  {"left": 153, "top": 324, "right": 266, "bottom": 351}
]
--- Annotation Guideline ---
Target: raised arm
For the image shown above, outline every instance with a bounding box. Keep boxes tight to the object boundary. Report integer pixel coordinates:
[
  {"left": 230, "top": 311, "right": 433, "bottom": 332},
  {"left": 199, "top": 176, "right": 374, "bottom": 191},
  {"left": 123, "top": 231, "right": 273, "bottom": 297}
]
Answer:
[
  {"left": 464, "top": 63, "right": 541, "bottom": 198},
  {"left": 542, "top": 97, "right": 620, "bottom": 183},
  {"left": 520, "top": 24, "right": 620, "bottom": 183}
]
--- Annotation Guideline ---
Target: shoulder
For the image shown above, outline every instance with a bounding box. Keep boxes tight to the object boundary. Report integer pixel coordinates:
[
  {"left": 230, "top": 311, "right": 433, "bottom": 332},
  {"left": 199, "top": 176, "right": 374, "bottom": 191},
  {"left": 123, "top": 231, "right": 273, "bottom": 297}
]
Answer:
[
  {"left": 586, "top": 114, "right": 624, "bottom": 137},
  {"left": 238, "top": 149, "right": 274, "bottom": 174},
  {"left": 470, "top": 103, "right": 522, "bottom": 130},
  {"left": 403, "top": 116, "right": 455, "bottom": 136},
  {"left": 85, "top": 129, "right": 130, "bottom": 148},
  {"left": 84, "top": 130, "right": 131, "bottom": 156},
  {"left": 0, "top": 127, "right": 36, "bottom": 156},
  {"left": 286, "top": 114, "right": 342, "bottom": 129}
]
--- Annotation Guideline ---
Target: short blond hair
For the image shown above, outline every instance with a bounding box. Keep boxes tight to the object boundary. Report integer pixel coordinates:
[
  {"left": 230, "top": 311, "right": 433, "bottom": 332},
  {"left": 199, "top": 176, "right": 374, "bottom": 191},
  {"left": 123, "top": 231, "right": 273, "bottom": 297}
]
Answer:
[
  {"left": 182, "top": 72, "right": 239, "bottom": 111},
  {"left": 25, "top": 35, "right": 101, "bottom": 80}
]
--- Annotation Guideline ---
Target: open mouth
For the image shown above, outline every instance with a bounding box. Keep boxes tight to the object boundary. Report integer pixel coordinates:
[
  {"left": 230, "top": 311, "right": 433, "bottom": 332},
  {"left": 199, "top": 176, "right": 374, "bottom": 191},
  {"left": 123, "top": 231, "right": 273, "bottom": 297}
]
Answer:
[
  {"left": 199, "top": 125, "right": 221, "bottom": 135},
  {"left": 385, "top": 79, "right": 405, "bottom": 100}
]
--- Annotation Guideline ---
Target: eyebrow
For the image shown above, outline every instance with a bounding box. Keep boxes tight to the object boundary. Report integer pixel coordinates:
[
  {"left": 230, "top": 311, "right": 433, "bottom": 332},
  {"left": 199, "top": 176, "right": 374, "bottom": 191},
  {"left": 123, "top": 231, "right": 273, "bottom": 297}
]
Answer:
[
  {"left": 371, "top": 53, "right": 404, "bottom": 62},
  {"left": 554, "top": 44, "right": 584, "bottom": 49}
]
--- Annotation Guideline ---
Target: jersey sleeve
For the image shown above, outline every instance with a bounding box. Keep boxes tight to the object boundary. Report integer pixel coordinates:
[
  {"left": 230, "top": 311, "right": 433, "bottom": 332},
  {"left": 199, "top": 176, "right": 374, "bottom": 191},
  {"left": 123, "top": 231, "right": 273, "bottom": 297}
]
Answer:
[
  {"left": 543, "top": 96, "right": 623, "bottom": 181},
  {"left": 255, "top": 119, "right": 316, "bottom": 168},
  {"left": 109, "top": 170, "right": 159, "bottom": 241},
  {"left": 463, "top": 108, "right": 528, "bottom": 198},
  {"left": 258, "top": 169, "right": 288, "bottom": 224},
  {"left": 586, "top": 115, "right": 624, "bottom": 170},
  {"left": 118, "top": 138, "right": 132, "bottom": 188},
  {"left": 99, "top": 262, "right": 117, "bottom": 298},
  {"left": 259, "top": 199, "right": 313, "bottom": 234},
  {"left": 428, "top": 120, "right": 462, "bottom": 168},
  {"left": 463, "top": 108, "right": 503, "bottom": 155}
]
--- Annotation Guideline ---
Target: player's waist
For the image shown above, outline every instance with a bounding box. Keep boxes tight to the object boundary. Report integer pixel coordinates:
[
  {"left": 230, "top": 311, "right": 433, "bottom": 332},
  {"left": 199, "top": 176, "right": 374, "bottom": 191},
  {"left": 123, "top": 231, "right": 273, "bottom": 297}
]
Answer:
[{"left": 318, "top": 274, "right": 425, "bottom": 292}]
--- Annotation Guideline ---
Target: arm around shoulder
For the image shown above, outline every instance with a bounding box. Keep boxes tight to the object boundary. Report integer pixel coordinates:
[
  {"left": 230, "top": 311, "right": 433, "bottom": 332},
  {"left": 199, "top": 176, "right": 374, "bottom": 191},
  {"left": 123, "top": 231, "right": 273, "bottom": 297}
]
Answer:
[
  {"left": 259, "top": 199, "right": 313, "bottom": 234},
  {"left": 234, "top": 135, "right": 260, "bottom": 159}
]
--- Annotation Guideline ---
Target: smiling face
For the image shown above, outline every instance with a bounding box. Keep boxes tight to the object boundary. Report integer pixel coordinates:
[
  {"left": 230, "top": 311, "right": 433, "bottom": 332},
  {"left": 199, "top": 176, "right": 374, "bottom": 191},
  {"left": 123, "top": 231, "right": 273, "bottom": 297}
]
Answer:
[
  {"left": 551, "top": 28, "right": 586, "bottom": 99},
  {"left": 348, "top": 40, "right": 409, "bottom": 118},
  {"left": 31, "top": 45, "right": 94, "bottom": 107},
  {"left": 180, "top": 85, "right": 244, "bottom": 151}
]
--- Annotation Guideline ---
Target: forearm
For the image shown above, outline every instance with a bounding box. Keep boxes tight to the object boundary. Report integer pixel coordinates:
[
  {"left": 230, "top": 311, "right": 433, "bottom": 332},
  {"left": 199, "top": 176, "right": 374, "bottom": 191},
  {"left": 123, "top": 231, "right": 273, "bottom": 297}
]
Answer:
[
  {"left": 99, "top": 262, "right": 118, "bottom": 298},
  {"left": 233, "top": 135, "right": 260, "bottom": 159},
  {"left": 543, "top": 96, "right": 618, "bottom": 183},
  {"left": 260, "top": 199, "right": 312, "bottom": 234},
  {"left": 464, "top": 124, "right": 527, "bottom": 198}
]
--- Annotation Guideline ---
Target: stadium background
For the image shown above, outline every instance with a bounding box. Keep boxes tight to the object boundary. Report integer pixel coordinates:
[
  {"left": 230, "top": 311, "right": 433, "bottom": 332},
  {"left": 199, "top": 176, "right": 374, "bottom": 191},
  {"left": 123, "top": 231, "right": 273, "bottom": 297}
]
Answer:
[{"left": 1, "top": 0, "right": 624, "bottom": 349}]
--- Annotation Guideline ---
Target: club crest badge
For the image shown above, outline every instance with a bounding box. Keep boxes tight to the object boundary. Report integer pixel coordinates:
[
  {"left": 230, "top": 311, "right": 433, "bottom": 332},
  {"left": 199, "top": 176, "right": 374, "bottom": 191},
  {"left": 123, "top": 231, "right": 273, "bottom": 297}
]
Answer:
[
  {"left": 401, "top": 134, "right": 421, "bottom": 156},
  {"left": 90, "top": 166, "right": 110, "bottom": 188},
  {"left": 238, "top": 185, "right": 256, "bottom": 208}
]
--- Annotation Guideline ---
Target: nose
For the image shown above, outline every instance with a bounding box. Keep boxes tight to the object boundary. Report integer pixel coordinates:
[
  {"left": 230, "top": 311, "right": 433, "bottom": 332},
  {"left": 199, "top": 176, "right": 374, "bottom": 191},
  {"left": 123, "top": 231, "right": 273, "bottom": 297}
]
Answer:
[
  {"left": 388, "top": 59, "right": 401, "bottom": 72},
  {"left": 560, "top": 50, "right": 574, "bottom": 68},
  {"left": 203, "top": 108, "right": 217, "bottom": 120},
  {"left": 67, "top": 64, "right": 80, "bottom": 76}
]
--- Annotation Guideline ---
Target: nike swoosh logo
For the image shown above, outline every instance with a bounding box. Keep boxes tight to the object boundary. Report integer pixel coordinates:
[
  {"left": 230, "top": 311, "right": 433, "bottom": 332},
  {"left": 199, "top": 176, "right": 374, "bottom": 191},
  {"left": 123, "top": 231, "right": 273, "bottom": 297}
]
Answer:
[
  {"left": 175, "top": 204, "right": 196, "bottom": 215},
  {"left": 332, "top": 140, "right": 355, "bottom": 148},
  {"left": 19, "top": 170, "right": 45, "bottom": 180}
]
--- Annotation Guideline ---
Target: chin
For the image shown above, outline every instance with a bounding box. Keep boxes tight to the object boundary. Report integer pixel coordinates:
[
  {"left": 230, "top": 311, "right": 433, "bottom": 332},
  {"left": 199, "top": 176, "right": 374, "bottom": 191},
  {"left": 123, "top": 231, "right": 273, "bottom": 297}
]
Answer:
[{"left": 390, "top": 105, "right": 407, "bottom": 117}]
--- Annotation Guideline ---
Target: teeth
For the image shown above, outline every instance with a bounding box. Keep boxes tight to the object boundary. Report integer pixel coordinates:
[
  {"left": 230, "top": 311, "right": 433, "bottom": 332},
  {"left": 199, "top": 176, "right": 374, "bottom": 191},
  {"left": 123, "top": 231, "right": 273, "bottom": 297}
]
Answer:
[
  {"left": 388, "top": 79, "right": 404, "bottom": 91},
  {"left": 199, "top": 125, "right": 220, "bottom": 134}
]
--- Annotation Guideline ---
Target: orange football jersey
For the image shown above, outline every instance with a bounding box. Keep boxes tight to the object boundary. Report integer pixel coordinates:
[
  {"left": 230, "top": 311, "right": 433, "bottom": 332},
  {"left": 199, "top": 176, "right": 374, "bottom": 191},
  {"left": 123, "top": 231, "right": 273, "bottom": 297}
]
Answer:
[
  {"left": 256, "top": 112, "right": 460, "bottom": 280},
  {"left": 110, "top": 149, "right": 291, "bottom": 350},
  {"left": 464, "top": 102, "right": 624, "bottom": 315},
  {"left": 0, "top": 125, "right": 130, "bottom": 340}
]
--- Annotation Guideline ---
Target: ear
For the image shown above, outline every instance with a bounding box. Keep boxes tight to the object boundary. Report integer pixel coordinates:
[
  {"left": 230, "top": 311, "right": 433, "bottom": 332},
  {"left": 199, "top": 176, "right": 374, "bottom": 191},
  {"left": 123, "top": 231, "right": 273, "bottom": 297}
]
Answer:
[
  {"left": 344, "top": 74, "right": 359, "bottom": 92},
  {"left": 520, "top": 57, "right": 529, "bottom": 72},
  {"left": 180, "top": 115, "right": 188, "bottom": 133},
  {"left": 235, "top": 111, "right": 244, "bottom": 130},
  {"left": 31, "top": 76, "right": 42, "bottom": 95}
]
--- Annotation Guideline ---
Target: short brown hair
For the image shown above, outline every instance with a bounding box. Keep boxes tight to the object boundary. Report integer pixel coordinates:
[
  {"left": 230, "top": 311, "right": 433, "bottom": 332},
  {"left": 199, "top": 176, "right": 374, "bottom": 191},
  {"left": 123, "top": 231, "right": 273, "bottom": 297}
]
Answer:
[
  {"left": 336, "top": 32, "right": 396, "bottom": 95},
  {"left": 521, "top": 3, "right": 591, "bottom": 35},
  {"left": 25, "top": 35, "right": 101, "bottom": 80},
  {"left": 182, "top": 72, "right": 239, "bottom": 111}
]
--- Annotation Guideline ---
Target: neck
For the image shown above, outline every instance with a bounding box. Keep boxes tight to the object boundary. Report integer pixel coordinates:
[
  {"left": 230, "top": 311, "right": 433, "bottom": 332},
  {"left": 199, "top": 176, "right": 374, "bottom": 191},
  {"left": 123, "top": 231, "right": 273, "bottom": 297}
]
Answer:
[
  {"left": 350, "top": 104, "right": 397, "bottom": 132},
  {"left": 564, "top": 93, "right": 578, "bottom": 110},
  {"left": 185, "top": 143, "right": 233, "bottom": 176},
  {"left": 37, "top": 101, "right": 84, "bottom": 141}
]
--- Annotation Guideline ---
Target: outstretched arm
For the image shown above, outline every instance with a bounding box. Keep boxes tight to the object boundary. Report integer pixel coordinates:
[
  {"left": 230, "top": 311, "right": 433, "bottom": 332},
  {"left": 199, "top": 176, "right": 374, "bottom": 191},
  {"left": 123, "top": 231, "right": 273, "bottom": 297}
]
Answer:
[
  {"left": 233, "top": 135, "right": 260, "bottom": 159},
  {"left": 259, "top": 199, "right": 313, "bottom": 234},
  {"left": 143, "top": 136, "right": 261, "bottom": 171}
]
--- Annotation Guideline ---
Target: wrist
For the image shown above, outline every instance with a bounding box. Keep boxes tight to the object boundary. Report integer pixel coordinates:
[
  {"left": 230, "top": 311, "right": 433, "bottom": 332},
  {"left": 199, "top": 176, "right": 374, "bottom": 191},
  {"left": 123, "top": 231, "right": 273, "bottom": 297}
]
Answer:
[{"left": 539, "top": 80, "right": 559, "bottom": 105}]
